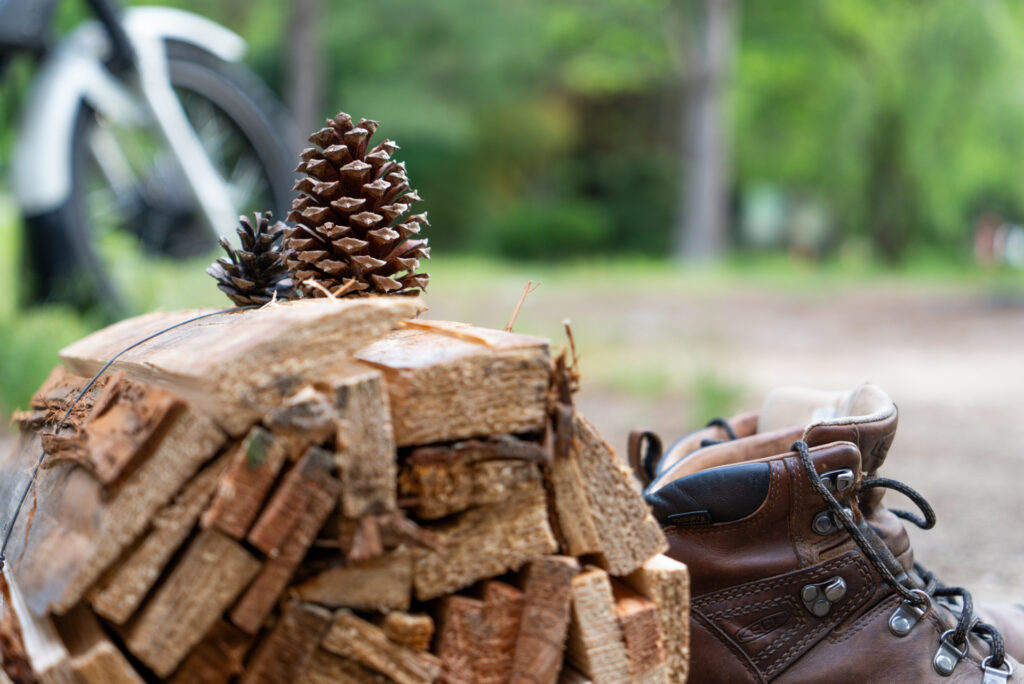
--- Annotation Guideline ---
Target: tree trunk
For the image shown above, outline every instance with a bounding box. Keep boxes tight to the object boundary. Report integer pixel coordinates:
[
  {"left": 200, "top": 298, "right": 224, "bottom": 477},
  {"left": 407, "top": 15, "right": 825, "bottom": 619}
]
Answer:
[
  {"left": 672, "top": 0, "right": 737, "bottom": 262},
  {"left": 285, "top": 0, "right": 323, "bottom": 137}
]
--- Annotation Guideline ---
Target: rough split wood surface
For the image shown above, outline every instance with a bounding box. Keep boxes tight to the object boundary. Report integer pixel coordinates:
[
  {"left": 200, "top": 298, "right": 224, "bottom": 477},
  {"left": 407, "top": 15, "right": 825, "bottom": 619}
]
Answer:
[{"left": 0, "top": 297, "right": 688, "bottom": 683}]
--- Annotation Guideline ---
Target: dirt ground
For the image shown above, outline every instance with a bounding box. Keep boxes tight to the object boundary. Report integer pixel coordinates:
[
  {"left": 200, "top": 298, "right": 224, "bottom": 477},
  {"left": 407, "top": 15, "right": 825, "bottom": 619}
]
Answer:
[{"left": 2, "top": 275, "right": 1021, "bottom": 604}]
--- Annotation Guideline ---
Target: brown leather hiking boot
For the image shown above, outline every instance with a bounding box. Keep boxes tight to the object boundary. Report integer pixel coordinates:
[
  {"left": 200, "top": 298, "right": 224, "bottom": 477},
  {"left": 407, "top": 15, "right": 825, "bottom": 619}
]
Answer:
[{"left": 636, "top": 383, "right": 1022, "bottom": 683}]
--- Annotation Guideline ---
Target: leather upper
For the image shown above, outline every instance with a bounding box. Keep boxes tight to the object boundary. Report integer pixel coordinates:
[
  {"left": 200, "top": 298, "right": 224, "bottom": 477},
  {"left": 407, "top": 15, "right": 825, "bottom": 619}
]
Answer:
[{"left": 645, "top": 384, "right": 1022, "bottom": 683}]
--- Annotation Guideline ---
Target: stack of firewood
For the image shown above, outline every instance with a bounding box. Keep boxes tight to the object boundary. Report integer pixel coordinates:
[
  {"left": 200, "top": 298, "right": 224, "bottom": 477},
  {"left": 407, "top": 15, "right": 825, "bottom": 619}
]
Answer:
[{"left": 0, "top": 297, "right": 689, "bottom": 684}]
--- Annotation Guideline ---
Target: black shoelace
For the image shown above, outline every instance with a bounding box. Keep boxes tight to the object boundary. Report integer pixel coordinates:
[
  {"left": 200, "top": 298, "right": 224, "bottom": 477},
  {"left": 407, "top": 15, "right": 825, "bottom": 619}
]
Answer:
[
  {"left": 699, "top": 416, "right": 738, "bottom": 448},
  {"left": 793, "top": 440, "right": 1008, "bottom": 673}
]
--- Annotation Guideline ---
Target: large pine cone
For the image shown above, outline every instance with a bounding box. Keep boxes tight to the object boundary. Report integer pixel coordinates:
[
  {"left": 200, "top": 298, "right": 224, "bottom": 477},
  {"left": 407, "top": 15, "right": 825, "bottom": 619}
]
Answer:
[
  {"left": 284, "top": 112, "right": 430, "bottom": 297},
  {"left": 207, "top": 212, "right": 294, "bottom": 306}
]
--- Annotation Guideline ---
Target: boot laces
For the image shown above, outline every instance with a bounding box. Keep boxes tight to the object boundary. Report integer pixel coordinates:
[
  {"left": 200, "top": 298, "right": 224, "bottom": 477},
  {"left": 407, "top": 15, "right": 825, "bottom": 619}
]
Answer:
[{"left": 793, "top": 439, "right": 1008, "bottom": 672}]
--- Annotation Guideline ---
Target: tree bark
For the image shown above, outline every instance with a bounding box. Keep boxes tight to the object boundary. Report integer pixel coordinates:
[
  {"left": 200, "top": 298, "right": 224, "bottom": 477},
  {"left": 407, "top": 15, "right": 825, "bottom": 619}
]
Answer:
[
  {"left": 673, "top": 0, "right": 737, "bottom": 262},
  {"left": 286, "top": 0, "right": 323, "bottom": 136}
]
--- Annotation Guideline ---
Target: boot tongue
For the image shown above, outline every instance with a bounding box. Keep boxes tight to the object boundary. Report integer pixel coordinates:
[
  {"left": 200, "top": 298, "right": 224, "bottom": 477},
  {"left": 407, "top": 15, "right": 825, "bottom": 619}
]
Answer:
[{"left": 759, "top": 382, "right": 898, "bottom": 476}]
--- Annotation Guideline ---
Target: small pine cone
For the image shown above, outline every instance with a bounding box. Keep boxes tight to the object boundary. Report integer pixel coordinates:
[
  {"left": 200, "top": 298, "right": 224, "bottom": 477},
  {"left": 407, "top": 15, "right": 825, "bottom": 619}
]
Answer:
[
  {"left": 207, "top": 212, "right": 294, "bottom": 306},
  {"left": 284, "top": 111, "right": 430, "bottom": 298}
]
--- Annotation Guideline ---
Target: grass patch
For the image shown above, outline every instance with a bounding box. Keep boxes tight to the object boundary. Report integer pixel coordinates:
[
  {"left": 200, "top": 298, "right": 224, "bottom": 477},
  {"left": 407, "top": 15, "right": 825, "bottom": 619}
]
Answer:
[{"left": 688, "top": 371, "right": 744, "bottom": 426}]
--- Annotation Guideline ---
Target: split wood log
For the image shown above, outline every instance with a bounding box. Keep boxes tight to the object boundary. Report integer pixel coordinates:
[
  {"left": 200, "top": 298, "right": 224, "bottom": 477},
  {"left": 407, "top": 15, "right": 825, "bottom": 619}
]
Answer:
[
  {"left": 303, "top": 649, "right": 390, "bottom": 684},
  {"left": 437, "top": 595, "right": 485, "bottom": 684},
  {"left": 333, "top": 371, "right": 397, "bottom": 516},
  {"left": 60, "top": 298, "right": 422, "bottom": 436},
  {"left": 41, "top": 371, "right": 183, "bottom": 486},
  {"left": 1, "top": 567, "right": 76, "bottom": 684},
  {"left": 263, "top": 386, "right": 337, "bottom": 443},
  {"left": 611, "top": 582, "right": 666, "bottom": 684},
  {"left": 291, "top": 550, "right": 412, "bottom": 611},
  {"left": 551, "top": 414, "right": 666, "bottom": 576},
  {"left": 240, "top": 601, "right": 331, "bottom": 684},
  {"left": 356, "top": 320, "right": 550, "bottom": 446},
  {"left": 10, "top": 366, "right": 109, "bottom": 436},
  {"left": 53, "top": 605, "right": 143, "bottom": 684},
  {"left": 399, "top": 449, "right": 544, "bottom": 520},
  {"left": 413, "top": 478, "right": 558, "bottom": 600},
  {"left": 509, "top": 555, "right": 580, "bottom": 684},
  {"left": 567, "top": 568, "right": 631, "bottom": 684},
  {"left": 623, "top": 555, "right": 690, "bottom": 684},
  {"left": 168, "top": 620, "right": 252, "bottom": 684},
  {"left": 200, "top": 427, "right": 300, "bottom": 539},
  {"left": 231, "top": 447, "right": 340, "bottom": 633},
  {"left": 124, "top": 529, "right": 260, "bottom": 677},
  {"left": 345, "top": 514, "right": 384, "bottom": 563},
  {"left": 382, "top": 612, "right": 434, "bottom": 653},
  {"left": 321, "top": 610, "right": 442, "bottom": 684},
  {"left": 478, "top": 581, "right": 526, "bottom": 684},
  {"left": 90, "top": 450, "right": 231, "bottom": 624},
  {"left": 0, "top": 406, "right": 225, "bottom": 616},
  {"left": 246, "top": 447, "right": 334, "bottom": 555}
]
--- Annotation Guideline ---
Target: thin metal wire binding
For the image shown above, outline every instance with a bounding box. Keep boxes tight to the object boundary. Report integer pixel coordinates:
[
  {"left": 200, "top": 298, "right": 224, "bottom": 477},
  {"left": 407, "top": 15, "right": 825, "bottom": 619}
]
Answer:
[{"left": 0, "top": 306, "right": 246, "bottom": 572}]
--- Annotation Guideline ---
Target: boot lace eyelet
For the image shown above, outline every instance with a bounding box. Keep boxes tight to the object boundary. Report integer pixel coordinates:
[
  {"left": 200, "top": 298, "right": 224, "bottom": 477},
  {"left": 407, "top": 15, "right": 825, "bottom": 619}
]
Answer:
[
  {"left": 888, "top": 589, "right": 932, "bottom": 637},
  {"left": 981, "top": 655, "right": 1014, "bottom": 684},
  {"left": 933, "top": 629, "right": 969, "bottom": 676}
]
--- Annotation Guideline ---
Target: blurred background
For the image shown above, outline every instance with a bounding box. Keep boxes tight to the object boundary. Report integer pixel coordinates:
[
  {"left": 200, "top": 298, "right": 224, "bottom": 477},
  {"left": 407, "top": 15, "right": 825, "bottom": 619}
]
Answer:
[{"left": 1, "top": 0, "right": 1022, "bottom": 601}]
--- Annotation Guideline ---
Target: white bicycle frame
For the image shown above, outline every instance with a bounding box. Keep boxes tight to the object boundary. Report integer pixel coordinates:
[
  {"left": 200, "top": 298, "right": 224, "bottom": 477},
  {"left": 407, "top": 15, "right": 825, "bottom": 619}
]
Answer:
[{"left": 11, "top": 7, "right": 246, "bottom": 239}]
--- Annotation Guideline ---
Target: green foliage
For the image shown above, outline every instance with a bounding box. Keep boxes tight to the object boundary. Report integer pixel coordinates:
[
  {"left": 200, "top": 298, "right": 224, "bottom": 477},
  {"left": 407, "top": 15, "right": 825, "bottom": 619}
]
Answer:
[
  {"left": 10, "top": 0, "right": 1021, "bottom": 261},
  {"left": 689, "top": 371, "right": 743, "bottom": 426},
  {"left": 735, "top": 0, "right": 1024, "bottom": 260}
]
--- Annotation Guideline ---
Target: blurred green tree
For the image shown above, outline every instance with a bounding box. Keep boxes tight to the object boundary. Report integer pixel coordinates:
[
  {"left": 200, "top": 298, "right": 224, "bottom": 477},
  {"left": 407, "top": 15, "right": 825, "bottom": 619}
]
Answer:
[{"left": 6, "top": 0, "right": 1024, "bottom": 262}]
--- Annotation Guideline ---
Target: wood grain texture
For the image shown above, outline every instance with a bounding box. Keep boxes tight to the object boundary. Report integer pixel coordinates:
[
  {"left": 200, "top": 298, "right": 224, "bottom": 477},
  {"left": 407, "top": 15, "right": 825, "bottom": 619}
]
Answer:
[
  {"left": 302, "top": 649, "right": 390, "bottom": 684},
  {"left": 200, "top": 427, "right": 299, "bottom": 539},
  {"left": 567, "top": 568, "right": 631, "bottom": 684},
  {"left": 623, "top": 555, "right": 690, "bottom": 684},
  {"left": 321, "top": 610, "right": 441, "bottom": 684},
  {"left": 551, "top": 414, "right": 666, "bottom": 576},
  {"left": 333, "top": 372, "right": 397, "bottom": 516},
  {"left": 413, "top": 478, "right": 557, "bottom": 600},
  {"left": 291, "top": 551, "right": 412, "bottom": 611},
  {"left": 247, "top": 447, "right": 334, "bottom": 556},
  {"left": 478, "top": 581, "right": 526, "bottom": 684},
  {"left": 437, "top": 595, "right": 485, "bottom": 684},
  {"left": 168, "top": 620, "right": 252, "bottom": 684},
  {"left": 240, "top": 601, "right": 331, "bottom": 684},
  {"left": 509, "top": 556, "right": 580, "bottom": 684},
  {"left": 44, "top": 372, "right": 183, "bottom": 486},
  {"left": 355, "top": 321, "right": 549, "bottom": 446},
  {"left": 231, "top": 450, "right": 340, "bottom": 633},
  {"left": 612, "top": 582, "right": 666, "bottom": 684},
  {"left": 125, "top": 529, "right": 259, "bottom": 677},
  {"left": 0, "top": 407, "right": 225, "bottom": 616},
  {"left": 399, "top": 457, "right": 543, "bottom": 520},
  {"left": 53, "top": 605, "right": 144, "bottom": 684},
  {"left": 90, "top": 450, "right": 230, "bottom": 624},
  {"left": 382, "top": 612, "right": 434, "bottom": 653},
  {"left": 60, "top": 298, "right": 422, "bottom": 436}
]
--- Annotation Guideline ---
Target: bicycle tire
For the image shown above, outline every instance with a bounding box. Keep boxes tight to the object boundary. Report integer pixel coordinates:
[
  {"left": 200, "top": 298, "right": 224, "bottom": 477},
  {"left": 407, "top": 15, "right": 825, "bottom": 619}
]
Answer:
[{"left": 23, "top": 40, "right": 296, "bottom": 313}]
